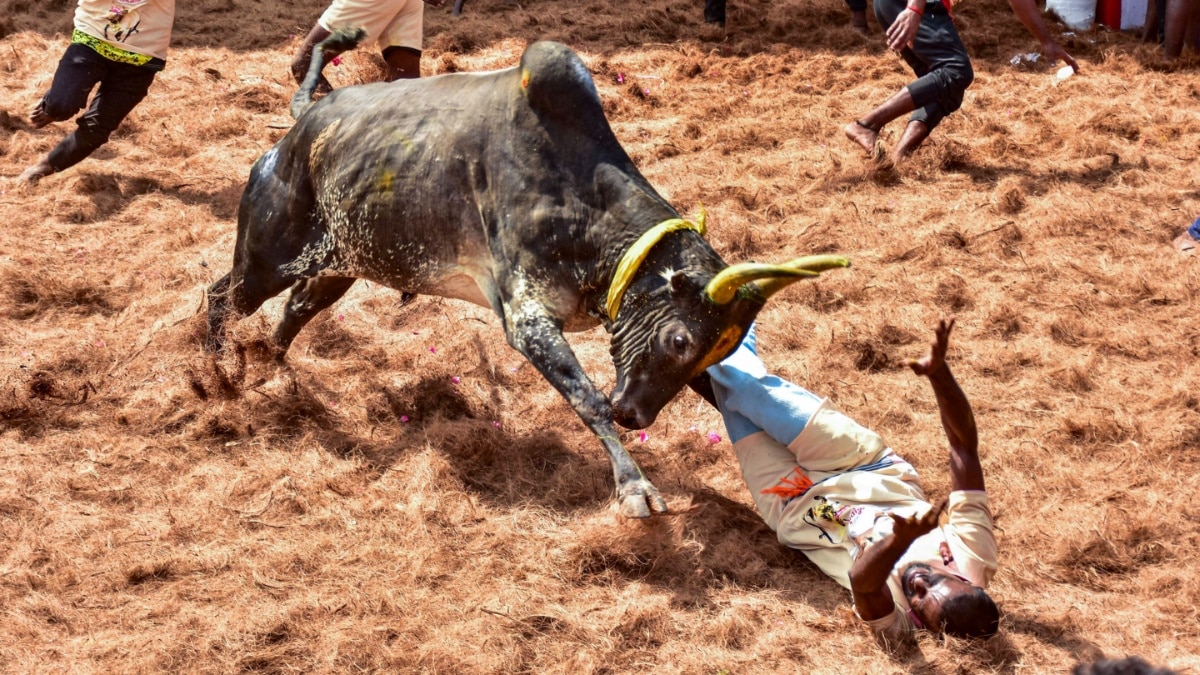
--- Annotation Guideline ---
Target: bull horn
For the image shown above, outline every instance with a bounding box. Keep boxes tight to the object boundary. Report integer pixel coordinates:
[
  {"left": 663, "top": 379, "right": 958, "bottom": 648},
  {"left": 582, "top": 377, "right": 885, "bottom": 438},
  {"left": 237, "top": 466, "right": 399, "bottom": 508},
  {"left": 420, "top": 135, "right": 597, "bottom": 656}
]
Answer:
[{"left": 705, "top": 255, "right": 851, "bottom": 305}]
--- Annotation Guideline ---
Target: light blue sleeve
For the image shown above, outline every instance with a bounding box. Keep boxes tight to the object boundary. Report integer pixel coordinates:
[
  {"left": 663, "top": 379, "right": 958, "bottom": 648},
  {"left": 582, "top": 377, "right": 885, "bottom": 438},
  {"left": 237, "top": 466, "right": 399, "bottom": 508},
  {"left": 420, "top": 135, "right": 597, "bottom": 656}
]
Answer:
[{"left": 707, "top": 324, "right": 822, "bottom": 445}]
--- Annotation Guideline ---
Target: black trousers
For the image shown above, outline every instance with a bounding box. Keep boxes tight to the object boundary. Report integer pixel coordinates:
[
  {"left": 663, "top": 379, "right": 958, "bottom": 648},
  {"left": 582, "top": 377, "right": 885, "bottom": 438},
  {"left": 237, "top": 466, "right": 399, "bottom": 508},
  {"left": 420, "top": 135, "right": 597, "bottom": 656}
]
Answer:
[
  {"left": 873, "top": 0, "right": 973, "bottom": 130},
  {"left": 39, "top": 43, "right": 158, "bottom": 172}
]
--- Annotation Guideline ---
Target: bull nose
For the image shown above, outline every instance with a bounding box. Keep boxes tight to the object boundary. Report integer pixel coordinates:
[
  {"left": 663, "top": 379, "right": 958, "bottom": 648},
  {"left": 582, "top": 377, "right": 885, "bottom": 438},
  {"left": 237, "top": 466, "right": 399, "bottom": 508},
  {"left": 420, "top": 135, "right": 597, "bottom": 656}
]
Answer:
[{"left": 611, "top": 402, "right": 648, "bottom": 430}]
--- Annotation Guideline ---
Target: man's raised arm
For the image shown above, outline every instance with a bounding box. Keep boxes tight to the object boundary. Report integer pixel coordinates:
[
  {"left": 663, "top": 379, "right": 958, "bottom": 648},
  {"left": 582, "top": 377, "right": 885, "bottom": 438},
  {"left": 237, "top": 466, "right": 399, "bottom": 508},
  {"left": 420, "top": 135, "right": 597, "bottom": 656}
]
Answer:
[
  {"left": 1007, "top": 0, "right": 1080, "bottom": 71},
  {"left": 907, "top": 316, "right": 984, "bottom": 493}
]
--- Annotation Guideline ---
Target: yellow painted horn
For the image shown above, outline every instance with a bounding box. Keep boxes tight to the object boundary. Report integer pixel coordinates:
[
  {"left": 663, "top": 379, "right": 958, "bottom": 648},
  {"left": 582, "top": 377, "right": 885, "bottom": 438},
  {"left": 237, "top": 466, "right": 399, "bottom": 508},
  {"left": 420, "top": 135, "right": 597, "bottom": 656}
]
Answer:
[{"left": 705, "top": 255, "right": 851, "bottom": 305}]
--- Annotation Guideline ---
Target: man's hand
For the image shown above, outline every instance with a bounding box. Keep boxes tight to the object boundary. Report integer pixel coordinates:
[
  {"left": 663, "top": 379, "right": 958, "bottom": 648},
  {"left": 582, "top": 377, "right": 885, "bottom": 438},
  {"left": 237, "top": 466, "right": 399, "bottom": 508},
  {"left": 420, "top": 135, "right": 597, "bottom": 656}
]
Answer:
[
  {"left": 886, "top": 9, "right": 922, "bottom": 51},
  {"left": 889, "top": 498, "right": 947, "bottom": 542},
  {"left": 849, "top": 498, "right": 948, "bottom": 622},
  {"left": 1042, "top": 39, "right": 1079, "bottom": 73},
  {"left": 907, "top": 316, "right": 955, "bottom": 377},
  {"left": 1006, "top": 0, "right": 1079, "bottom": 72}
]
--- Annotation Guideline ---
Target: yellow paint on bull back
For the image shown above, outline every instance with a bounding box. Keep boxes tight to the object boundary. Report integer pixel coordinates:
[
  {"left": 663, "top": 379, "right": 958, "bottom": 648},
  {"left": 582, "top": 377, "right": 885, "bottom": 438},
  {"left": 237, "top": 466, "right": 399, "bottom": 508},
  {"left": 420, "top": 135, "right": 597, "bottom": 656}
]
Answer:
[
  {"left": 520, "top": 68, "right": 531, "bottom": 92},
  {"left": 389, "top": 130, "right": 416, "bottom": 153},
  {"left": 377, "top": 168, "right": 396, "bottom": 192}
]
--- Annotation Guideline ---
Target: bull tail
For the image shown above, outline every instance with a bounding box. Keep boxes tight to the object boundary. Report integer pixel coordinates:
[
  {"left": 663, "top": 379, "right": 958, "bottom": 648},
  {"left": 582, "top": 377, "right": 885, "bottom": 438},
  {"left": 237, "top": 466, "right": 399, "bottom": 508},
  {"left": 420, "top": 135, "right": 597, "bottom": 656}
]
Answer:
[{"left": 290, "top": 27, "right": 367, "bottom": 120}]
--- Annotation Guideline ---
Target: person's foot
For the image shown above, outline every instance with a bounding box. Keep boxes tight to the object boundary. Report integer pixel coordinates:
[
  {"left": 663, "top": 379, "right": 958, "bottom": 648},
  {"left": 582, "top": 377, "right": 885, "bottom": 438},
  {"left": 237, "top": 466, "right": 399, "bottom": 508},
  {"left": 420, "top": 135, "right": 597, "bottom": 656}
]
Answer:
[
  {"left": 1174, "top": 231, "right": 1198, "bottom": 256},
  {"left": 18, "top": 159, "right": 55, "bottom": 183},
  {"left": 851, "top": 10, "right": 869, "bottom": 34},
  {"left": 29, "top": 102, "right": 52, "bottom": 129},
  {"left": 844, "top": 120, "right": 879, "bottom": 155}
]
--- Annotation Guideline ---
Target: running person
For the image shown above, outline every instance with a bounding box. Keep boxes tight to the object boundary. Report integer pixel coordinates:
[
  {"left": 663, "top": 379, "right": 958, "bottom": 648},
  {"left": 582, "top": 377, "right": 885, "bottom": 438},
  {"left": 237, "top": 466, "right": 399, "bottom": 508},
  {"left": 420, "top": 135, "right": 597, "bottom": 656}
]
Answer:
[
  {"left": 19, "top": 0, "right": 176, "bottom": 183},
  {"left": 290, "top": 0, "right": 445, "bottom": 92},
  {"left": 844, "top": 0, "right": 1077, "bottom": 161}
]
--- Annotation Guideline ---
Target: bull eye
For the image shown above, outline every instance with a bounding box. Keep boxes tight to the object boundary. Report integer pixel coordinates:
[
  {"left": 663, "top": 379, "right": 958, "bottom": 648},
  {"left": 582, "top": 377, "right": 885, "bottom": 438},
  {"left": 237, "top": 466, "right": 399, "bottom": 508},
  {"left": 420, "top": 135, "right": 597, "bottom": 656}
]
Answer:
[{"left": 671, "top": 334, "right": 689, "bottom": 355}]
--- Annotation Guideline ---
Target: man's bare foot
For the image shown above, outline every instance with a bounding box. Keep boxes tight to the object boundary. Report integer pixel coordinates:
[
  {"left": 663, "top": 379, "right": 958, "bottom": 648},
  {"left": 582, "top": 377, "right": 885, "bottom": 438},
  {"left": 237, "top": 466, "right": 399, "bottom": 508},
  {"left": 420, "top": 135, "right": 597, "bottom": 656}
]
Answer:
[
  {"left": 18, "top": 159, "right": 55, "bottom": 183},
  {"left": 30, "top": 102, "right": 52, "bottom": 129},
  {"left": 844, "top": 120, "right": 879, "bottom": 155}
]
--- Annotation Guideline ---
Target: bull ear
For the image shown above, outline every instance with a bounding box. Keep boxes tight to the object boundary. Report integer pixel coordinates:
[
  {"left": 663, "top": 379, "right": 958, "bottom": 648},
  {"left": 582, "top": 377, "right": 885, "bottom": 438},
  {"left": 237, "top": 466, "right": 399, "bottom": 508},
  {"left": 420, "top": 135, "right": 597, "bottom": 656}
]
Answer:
[{"left": 705, "top": 255, "right": 851, "bottom": 305}]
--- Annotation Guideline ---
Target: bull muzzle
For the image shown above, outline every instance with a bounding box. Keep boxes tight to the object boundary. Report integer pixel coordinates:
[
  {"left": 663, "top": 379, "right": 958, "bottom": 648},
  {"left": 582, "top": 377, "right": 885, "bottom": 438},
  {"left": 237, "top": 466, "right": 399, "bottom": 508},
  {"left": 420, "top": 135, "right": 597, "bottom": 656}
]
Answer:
[{"left": 611, "top": 399, "right": 650, "bottom": 430}]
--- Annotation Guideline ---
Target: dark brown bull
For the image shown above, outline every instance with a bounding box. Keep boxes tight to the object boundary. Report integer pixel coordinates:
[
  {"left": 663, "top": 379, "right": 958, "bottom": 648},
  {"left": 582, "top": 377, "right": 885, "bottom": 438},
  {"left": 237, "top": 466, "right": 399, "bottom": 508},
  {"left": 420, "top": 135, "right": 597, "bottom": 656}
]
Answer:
[{"left": 207, "top": 32, "right": 849, "bottom": 517}]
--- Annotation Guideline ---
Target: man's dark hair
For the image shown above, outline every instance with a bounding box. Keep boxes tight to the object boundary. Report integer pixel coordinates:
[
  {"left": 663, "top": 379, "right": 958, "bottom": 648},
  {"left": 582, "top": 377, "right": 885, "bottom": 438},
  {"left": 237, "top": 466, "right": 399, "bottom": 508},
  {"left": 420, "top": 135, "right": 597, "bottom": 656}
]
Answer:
[
  {"left": 938, "top": 586, "right": 1000, "bottom": 639},
  {"left": 1072, "top": 656, "right": 1178, "bottom": 675}
]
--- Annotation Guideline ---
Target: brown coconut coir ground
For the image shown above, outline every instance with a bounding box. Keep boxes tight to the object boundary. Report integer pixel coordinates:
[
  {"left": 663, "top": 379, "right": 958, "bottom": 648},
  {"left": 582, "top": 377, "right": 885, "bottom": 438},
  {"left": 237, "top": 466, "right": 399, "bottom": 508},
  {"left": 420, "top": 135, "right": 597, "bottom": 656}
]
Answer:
[{"left": 2, "top": 0, "right": 1199, "bottom": 672}]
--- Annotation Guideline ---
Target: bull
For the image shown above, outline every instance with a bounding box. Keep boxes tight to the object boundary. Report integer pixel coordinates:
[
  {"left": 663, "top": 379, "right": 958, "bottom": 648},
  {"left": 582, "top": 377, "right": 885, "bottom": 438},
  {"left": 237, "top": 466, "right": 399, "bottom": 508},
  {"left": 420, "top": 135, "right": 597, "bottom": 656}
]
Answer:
[{"left": 206, "top": 31, "right": 849, "bottom": 518}]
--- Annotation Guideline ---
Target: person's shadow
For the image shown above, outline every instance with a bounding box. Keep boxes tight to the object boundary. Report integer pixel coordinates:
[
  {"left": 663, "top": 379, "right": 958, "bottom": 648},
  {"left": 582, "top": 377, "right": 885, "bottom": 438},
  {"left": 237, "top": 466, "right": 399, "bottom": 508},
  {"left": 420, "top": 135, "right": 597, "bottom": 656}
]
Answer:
[{"left": 1004, "top": 610, "right": 1105, "bottom": 664}]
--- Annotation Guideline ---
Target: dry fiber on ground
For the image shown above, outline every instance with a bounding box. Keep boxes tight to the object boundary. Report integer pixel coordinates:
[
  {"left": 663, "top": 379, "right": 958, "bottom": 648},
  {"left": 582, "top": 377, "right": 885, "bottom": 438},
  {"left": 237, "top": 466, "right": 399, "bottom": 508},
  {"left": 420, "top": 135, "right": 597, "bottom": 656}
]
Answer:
[{"left": 2, "top": 0, "right": 1199, "bottom": 671}]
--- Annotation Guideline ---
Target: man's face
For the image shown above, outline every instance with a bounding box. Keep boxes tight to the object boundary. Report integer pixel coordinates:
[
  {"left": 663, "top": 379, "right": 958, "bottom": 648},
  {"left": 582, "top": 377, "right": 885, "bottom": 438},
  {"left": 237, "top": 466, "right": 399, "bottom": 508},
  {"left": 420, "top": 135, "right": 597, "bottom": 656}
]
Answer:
[{"left": 901, "top": 562, "right": 977, "bottom": 631}]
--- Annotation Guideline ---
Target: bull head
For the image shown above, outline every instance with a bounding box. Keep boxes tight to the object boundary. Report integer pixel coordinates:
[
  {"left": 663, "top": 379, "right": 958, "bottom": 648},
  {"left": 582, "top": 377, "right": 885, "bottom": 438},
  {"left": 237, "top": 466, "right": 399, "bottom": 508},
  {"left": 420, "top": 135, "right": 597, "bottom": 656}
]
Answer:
[{"left": 606, "top": 211, "right": 849, "bottom": 429}]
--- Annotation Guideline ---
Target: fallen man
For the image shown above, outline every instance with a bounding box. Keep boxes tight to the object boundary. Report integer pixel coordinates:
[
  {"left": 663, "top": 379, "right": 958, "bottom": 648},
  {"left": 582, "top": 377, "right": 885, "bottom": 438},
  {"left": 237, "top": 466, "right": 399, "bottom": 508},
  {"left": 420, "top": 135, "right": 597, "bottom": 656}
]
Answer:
[
  {"left": 206, "top": 32, "right": 850, "bottom": 519},
  {"left": 702, "top": 317, "right": 999, "bottom": 641}
]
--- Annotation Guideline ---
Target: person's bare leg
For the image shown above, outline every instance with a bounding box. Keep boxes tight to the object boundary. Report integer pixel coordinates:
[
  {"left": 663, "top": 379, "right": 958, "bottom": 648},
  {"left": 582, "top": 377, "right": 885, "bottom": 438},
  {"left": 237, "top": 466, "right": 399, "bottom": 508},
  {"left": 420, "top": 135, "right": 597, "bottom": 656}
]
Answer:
[
  {"left": 844, "top": 87, "right": 916, "bottom": 155},
  {"left": 1183, "top": 0, "right": 1200, "bottom": 52},
  {"left": 291, "top": 23, "right": 335, "bottom": 91},
  {"left": 892, "top": 120, "right": 931, "bottom": 161},
  {"left": 1142, "top": 0, "right": 1161, "bottom": 41},
  {"left": 851, "top": 9, "right": 869, "bottom": 33},
  {"left": 383, "top": 47, "right": 421, "bottom": 81},
  {"left": 1163, "top": 0, "right": 1190, "bottom": 57},
  {"left": 18, "top": 156, "right": 55, "bottom": 183}
]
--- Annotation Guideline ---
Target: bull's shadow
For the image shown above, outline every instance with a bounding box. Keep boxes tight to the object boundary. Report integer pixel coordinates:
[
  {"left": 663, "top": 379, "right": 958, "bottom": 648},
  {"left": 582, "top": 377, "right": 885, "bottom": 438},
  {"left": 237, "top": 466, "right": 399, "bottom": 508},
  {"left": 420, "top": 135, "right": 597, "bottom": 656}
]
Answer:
[
  {"left": 281, "top": 352, "right": 844, "bottom": 609},
  {"left": 270, "top": 357, "right": 615, "bottom": 508}
]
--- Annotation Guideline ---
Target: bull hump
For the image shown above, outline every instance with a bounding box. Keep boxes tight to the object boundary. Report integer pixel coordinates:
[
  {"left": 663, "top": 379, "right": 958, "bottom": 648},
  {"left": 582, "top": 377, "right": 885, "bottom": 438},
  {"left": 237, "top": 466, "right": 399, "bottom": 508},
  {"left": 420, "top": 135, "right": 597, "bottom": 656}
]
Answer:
[{"left": 519, "top": 41, "right": 601, "bottom": 120}]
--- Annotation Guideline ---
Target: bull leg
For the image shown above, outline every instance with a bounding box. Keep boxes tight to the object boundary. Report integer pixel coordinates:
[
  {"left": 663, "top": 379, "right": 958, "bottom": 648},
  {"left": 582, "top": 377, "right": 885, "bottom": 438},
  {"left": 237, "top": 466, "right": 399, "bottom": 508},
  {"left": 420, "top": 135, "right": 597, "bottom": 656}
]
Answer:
[
  {"left": 205, "top": 262, "right": 297, "bottom": 353},
  {"left": 503, "top": 310, "right": 668, "bottom": 519},
  {"left": 273, "top": 276, "right": 357, "bottom": 357},
  {"left": 205, "top": 272, "right": 234, "bottom": 352}
]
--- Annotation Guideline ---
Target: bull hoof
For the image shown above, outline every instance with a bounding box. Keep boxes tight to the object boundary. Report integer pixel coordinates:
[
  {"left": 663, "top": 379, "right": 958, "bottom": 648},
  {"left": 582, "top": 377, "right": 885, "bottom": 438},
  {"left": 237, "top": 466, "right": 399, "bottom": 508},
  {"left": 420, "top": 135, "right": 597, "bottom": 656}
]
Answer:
[{"left": 616, "top": 479, "right": 669, "bottom": 518}]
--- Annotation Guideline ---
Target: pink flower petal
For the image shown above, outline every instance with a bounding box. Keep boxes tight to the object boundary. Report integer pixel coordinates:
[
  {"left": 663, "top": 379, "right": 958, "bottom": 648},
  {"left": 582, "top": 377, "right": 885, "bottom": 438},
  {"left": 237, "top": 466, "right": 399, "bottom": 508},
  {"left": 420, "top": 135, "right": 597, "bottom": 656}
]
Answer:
[
  {"left": 337, "top": 313, "right": 345, "bottom": 321},
  {"left": 429, "top": 347, "right": 437, "bottom": 353},
  {"left": 331, "top": 55, "right": 343, "bottom": 66},
  {"left": 451, "top": 376, "right": 461, "bottom": 384},
  {"left": 492, "top": 421, "right": 501, "bottom": 428},
  {"left": 400, "top": 415, "right": 410, "bottom": 423},
  {"left": 638, "top": 431, "right": 648, "bottom": 443},
  {"left": 707, "top": 431, "right": 722, "bottom": 444}
]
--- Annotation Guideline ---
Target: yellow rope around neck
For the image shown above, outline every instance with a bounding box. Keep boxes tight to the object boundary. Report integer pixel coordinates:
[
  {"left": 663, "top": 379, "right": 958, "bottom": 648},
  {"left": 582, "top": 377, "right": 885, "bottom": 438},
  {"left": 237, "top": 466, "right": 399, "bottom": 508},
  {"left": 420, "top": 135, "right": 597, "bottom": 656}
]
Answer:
[{"left": 605, "top": 208, "right": 707, "bottom": 321}]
